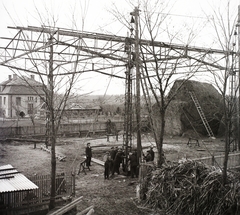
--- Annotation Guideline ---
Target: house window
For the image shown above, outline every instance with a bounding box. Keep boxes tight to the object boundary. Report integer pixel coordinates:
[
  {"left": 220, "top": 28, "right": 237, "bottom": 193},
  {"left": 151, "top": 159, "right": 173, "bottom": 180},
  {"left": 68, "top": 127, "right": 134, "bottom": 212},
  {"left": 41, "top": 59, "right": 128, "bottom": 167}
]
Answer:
[
  {"left": 16, "top": 97, "right": 21, "bottom": 106},
  {"left": 28, "top": 103, "right": 34, "bottom": 114},
  {"left": 3, "top": 97, "right": 6, "bottom": 105},
  {"left": 28, "top": 97, "right": 33, "bottom": 101},
  {"left": 35, "top": 97, "right": 37, "bottom": 102}
]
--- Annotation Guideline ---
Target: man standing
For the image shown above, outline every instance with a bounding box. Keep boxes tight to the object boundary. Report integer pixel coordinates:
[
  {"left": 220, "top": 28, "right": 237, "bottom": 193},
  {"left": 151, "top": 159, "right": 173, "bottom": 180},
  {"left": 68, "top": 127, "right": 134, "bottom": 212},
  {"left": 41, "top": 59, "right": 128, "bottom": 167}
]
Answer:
[
  {"left": 129, "top": 150, "right": 138, "bottom": 178},
  {"left": 149, "top": 146, "right": 155, "bottom": 161},
  {"left": 103, "top": 152, "right": 113, "bottom": 179},
  {"left": 85, "top": 142, "right": 92, "bottom": 167},
  {"left": 112, "top": 148, "right": 123, "bottom": 175},
  {"left": 110, "top": 147, "right": 117, "bottom": 160}
]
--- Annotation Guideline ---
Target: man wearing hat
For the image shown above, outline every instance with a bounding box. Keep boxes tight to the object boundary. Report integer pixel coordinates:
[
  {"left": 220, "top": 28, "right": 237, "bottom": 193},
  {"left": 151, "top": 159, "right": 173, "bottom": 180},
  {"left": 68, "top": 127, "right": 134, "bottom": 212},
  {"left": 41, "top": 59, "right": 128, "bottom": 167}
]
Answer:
[
  {"left": 85, "top": 142, "right": 92, "bottom": 167},
  {"left": 104, "top": 151, "right": 113, "bottom": 179},
  {"left": 110, "top": 147, "right": 117, "bottom": 160},
  {"left": 112, "top": 148, "right": 124, "bottom": 175},
  {"left": 148, "top": 146, "right": 154, "bottom": 161},
  {"left": 129, "top": 150, "right": 138, "bottom": 178}
]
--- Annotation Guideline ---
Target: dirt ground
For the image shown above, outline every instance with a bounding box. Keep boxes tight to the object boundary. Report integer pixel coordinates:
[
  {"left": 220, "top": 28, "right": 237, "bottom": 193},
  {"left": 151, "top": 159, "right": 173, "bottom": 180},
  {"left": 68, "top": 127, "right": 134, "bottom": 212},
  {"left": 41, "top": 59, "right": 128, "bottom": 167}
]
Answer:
[{"left": 0, "top": 134, "right": 226, "bottom": 215}]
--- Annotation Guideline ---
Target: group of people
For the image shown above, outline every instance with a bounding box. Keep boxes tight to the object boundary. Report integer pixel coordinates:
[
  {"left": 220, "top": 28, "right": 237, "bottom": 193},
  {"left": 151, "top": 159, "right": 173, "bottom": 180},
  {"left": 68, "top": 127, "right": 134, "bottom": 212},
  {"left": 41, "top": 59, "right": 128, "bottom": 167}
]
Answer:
[
  {"left": 84, "top": 142, "right": 155, "bottom": 180},
  {"left": 103, "top": 146, "right": 155, "bottom": 179},
  {"left": 103, "top": 146, "right": 124, "bottom": 179},
  {"left": 84, "top": 143, "right": 126, "bottom": 179}
]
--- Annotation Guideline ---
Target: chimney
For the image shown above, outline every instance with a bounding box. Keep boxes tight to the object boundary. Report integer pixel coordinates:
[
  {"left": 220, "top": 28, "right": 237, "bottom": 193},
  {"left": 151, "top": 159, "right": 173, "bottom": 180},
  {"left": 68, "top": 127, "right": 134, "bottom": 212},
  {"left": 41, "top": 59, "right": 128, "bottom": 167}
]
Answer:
[
  {"left": 8, "top": 75, "right": 12, "bottom": 80},
  {"left": 30, "top": 75, "right": 35, "bottom": 80}
]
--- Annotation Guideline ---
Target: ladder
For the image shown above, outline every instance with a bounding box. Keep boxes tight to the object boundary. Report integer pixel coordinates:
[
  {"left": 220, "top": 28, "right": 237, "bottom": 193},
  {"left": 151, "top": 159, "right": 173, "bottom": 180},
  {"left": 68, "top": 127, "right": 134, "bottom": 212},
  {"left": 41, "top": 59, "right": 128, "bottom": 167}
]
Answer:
[{"left": 189, "top": 91, "right": 215, "bottom": 139}]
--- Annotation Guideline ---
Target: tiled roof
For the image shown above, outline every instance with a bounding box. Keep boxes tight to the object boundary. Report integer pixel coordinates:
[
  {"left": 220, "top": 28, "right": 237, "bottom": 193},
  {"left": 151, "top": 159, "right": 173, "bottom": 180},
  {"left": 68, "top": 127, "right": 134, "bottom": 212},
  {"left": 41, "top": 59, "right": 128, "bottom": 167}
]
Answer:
[
  {"left": 0, "top": 75, "right": 45, "bottom": 95},
  {"left": 69, "top": 103, "right": 84, "bottom": 109},
  {"left": 0, "top": 164, "right": 38, "bottom": 193},
  {"left": 0, "top": 85, "right": 44, "bottom": 95},
  {"left": 1, "top": 76, "right": 42, "bottom": 87},
  {"left": 67, "top": 103, "right": 102, "bottom": 110}
]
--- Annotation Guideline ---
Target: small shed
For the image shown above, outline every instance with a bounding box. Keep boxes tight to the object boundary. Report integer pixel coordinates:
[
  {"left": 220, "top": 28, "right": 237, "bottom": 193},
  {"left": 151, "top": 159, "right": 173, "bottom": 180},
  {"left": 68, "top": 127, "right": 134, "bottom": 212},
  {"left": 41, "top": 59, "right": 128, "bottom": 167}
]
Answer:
[
  {"left": 0, "top": 164, "right": 38, "bottom": 214},
  {"left": 63, "top": 103, "right": 102, "bottom": 119}
]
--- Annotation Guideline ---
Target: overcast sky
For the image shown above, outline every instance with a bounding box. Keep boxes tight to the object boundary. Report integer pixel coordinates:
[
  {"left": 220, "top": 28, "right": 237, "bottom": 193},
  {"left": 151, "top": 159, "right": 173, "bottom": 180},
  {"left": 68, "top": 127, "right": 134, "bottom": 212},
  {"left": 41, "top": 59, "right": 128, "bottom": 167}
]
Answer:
[{"left": 0, "top": 0, "right": 239, "bottom": 95}]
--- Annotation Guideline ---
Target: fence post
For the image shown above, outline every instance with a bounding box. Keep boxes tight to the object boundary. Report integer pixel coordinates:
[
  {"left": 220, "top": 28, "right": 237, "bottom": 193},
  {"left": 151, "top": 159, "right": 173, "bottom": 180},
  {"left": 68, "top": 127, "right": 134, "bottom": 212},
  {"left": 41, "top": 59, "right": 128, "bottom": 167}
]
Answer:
[
  {"left": 211, "top": 155, "right": 215, "bottom": 166},
  {"left": 72, "top": 174, "right": 75, "bottom": 197},
  {"left": 238, "top": 153, "right": 240, "bottom": 167}
]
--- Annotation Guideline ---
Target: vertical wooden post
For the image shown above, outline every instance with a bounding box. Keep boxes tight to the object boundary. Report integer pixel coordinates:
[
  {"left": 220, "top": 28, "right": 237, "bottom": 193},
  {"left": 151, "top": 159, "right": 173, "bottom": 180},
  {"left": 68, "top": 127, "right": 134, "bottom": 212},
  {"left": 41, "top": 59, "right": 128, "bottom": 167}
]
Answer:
[
  {"left": 211, "top": 155, "right": 215, "bottom": 166},
  {"left": 237, "top": 5, "right": 240, "bottom": 150},
  {"left": 72, "top": 174, "right": 76, "bottom": 197},
  {"left": 49, "top": 35, "right": 56, "bottom": 210},
  {"left": 131, "top": 6, "right": 142, "bottom": 166}
]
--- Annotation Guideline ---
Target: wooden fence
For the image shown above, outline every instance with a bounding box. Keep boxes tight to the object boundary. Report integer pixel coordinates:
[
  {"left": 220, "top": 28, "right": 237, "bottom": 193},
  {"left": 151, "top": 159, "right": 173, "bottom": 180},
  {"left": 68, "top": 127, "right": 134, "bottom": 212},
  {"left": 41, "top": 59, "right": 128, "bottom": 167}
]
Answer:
[
  {"left": 0, "top": 173, "right": 75, "bottom": 215},
  {"left": 0, "top": 119, "right": 149, "bottom": 139},
  {"left": 193, "top": 152, "right": 240, "bottom": 169},
  {"left": 0, "top": 121, "right": 124, "bottom": 138}
]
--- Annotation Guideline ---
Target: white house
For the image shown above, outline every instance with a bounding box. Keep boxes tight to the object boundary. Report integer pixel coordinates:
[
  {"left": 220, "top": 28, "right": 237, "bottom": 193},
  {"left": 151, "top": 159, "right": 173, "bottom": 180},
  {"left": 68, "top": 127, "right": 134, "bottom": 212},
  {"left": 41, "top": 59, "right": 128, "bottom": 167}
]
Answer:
[{"left": 0, "top": 74, "right": 45, "bottom": 118}]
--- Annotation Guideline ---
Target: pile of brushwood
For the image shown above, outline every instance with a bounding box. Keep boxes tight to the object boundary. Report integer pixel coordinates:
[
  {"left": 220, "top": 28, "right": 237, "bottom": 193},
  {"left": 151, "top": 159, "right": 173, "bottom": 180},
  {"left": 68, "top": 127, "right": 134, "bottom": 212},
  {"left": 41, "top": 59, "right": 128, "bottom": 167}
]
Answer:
[{"left": 140, "top": 159, "right": 240, "bottom": 215}]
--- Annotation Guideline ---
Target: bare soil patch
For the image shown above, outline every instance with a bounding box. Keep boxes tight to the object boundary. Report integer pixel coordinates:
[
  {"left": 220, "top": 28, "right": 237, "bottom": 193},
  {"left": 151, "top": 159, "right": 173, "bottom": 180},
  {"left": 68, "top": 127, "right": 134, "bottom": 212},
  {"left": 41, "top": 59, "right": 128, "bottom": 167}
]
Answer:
[{"left": 0, "top": 135, "right": 225, "bottom": 214}]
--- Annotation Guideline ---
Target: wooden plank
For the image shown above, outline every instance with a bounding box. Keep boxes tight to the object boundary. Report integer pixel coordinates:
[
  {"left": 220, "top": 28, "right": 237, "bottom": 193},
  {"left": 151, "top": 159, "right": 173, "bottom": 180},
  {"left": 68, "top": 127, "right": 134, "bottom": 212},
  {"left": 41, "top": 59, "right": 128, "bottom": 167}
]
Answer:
[
  {"left": 76, "top": 205, "right": 94, "bottom": 215},
  {"left": 47, "top": 196, "right": 83, "bottom": 215},
  {"left": 5, "top": 138, "right": 44, "bottom": 143},
  {"left": 91, "top": 157, "right": 104, "bottom": 166},
  {"left": 81, "top": 156, "right": 104, "bottom": 166},
  {"left": 41, "top": 145, "right": 66, "bottom": 161}
]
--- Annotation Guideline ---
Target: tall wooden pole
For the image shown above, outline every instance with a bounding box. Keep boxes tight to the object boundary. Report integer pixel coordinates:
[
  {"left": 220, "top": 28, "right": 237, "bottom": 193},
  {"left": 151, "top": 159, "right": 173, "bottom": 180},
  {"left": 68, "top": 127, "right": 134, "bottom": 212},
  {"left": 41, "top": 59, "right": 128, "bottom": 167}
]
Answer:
[
  {"left": 238, "top": 5, "right": 240, "bottom": 150},
  {"left": 131, "top": 7, "right": 142, "bottom": 163},
  {"left": 49, "top": 36, "right": 56, "bottom": 210}
]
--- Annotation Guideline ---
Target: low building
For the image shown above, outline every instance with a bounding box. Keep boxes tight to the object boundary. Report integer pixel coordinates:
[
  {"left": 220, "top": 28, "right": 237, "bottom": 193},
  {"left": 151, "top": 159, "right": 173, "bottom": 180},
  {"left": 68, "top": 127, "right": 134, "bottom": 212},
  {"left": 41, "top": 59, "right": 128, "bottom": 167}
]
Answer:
[
  {"left": 0, "top": 74, "right": 45, "bottom": 118},
  {"left": 62, "top": 103, "right": 102, "bottom": 119},
  {"left": 0, "top": 164, "right": 39, "bottom": 214}
]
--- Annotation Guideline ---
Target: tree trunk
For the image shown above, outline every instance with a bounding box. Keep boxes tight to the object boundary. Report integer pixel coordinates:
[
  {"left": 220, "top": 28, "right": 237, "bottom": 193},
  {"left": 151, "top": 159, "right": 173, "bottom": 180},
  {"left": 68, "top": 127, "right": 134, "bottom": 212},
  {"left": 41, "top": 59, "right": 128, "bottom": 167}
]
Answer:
[
  {"left": 30, "top": 115, "right": 36, "bottom": 135},
  {"left": 49, "top": 132, "right": 56, "bottom": 209},
  {"left": 49, "top": 106, "right": 56, "bottom": 209},
  {"left": 222, "top": 119, "right": 230, "bottom": 185},
  {"left": 156, "top": 109, "right": 166, "bottom": 167},
  {"left": 48, "top": 39, "right": 56, "bottom": 210}
]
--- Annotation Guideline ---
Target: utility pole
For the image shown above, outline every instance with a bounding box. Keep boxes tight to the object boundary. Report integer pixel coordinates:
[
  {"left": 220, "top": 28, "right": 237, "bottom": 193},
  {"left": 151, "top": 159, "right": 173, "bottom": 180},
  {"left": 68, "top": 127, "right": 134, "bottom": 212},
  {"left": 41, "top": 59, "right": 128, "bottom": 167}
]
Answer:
[
  {"left": 123, "top": 34, "right": 133, "bottom": 172},
  {"left": 48, "top": 35, "right": 56, "bottom": 210},
  {"left": 131, "top": 7, "right": 142, "bottom": 163},
  {"left": 238, "top": 5, "right": 240, "bottom": 150}
]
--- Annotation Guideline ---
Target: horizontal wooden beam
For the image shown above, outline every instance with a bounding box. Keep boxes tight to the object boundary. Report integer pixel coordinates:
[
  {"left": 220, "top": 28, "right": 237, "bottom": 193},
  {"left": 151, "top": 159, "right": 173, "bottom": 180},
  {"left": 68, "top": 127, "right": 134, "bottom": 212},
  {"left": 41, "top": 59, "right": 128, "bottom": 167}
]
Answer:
[
  {"left": 8, "top": 25, "right": 233, "bottom": 55},
  {"left": 47, "top": 196, "right": 83, "bottom": 215}
]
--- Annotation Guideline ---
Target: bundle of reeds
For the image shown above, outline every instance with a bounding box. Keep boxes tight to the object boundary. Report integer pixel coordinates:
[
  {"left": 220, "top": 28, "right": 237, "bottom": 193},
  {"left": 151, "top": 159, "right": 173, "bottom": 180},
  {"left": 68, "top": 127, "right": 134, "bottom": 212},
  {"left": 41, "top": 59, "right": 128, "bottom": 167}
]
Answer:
[{"left": 140, "top": 159, "right": 240, "bottom": 215}]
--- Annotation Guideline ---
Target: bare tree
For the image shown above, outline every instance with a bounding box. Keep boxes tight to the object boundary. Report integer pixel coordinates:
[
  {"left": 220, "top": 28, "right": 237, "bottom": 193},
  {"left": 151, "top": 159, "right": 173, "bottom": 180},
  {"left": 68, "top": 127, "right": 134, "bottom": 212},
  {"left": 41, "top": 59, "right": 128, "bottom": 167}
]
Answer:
[
  {"left": 110, "top": 0, "right": 228, "bottom": 167},
  {"left": 0, "top": 2, "right": 90, "bottom": 209},
  {"left": 130, "top": 1, "right": 210, "bottom": 167},
  {"left": 204, "top": 1, "right": 238, "bottom": 184}
]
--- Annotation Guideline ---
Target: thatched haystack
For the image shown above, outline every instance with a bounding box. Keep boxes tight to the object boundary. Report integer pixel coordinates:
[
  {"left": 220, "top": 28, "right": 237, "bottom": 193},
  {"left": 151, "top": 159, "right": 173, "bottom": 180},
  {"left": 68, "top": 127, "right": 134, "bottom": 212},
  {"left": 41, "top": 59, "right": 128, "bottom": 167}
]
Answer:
[
  {"left": 140, "top": 160, "right": 240, "bottom": 215},
  {"left": 152, "top": 80, "right": 223, "bottom": 137}
]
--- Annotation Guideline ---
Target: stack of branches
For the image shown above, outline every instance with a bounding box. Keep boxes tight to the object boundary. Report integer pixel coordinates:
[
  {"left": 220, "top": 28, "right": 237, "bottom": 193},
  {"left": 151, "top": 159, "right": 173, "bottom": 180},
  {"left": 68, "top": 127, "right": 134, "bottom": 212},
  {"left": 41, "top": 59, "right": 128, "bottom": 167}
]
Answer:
[{"left": 140, "top": 159, "right": 240, "bottom": 215}]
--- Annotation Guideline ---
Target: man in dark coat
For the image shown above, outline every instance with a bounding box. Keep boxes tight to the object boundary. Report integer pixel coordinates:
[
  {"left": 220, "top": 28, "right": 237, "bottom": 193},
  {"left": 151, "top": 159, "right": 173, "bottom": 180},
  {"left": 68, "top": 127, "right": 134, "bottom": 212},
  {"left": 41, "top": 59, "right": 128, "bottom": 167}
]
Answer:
[
  {"left": 112, "top": 148, "right": 123, "bottom": 175},
  {"left": 144, "top": 150, "right": 152, "bottom": 162},
  {"left": 129, "top": 150, "right": 138, "bottom": 178},
  {"left": 85, "top": 142, "right": 92, "bottom": 167},
  {"left": 110, "top": 147, "right": 117, "bottom": 160},
  {"left": 148, "top": 147, "right": 155, "bottom": 161},
  {"left": 104, "top": 152, "right": 113, "bottom": 179}
]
